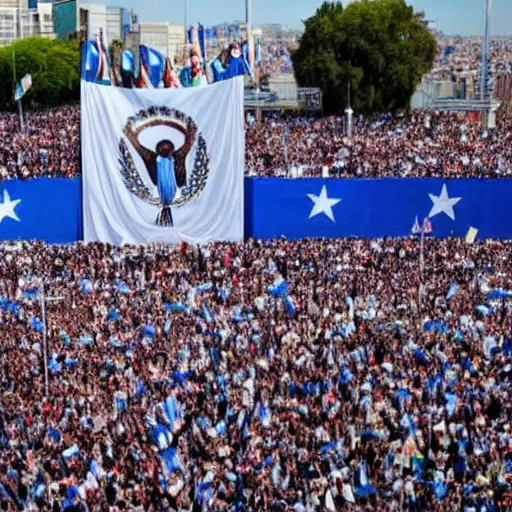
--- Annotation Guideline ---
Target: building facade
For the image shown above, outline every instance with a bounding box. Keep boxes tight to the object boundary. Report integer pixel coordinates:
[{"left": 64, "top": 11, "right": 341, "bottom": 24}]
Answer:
[
  {"left": 53, "top": 0, "right": 127, "bottom": 42},
  {"left": 0, "top": 0, "right": 55, "bottom": 46},
  {"left": 127, "top": 21, "right": 184, "bottom": 61}
]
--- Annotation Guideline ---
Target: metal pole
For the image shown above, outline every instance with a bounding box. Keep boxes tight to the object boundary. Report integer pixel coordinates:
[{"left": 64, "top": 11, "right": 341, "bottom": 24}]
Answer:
[
  {"left": 480, "top": 0, "right": 492, "bottom": 99},
  {"left": 184, "top": 0, "right": 188, "bottom": 45},
  {"left": 40, "top": 280, "right": 49, "bottom": 397},
  {"left": 418, "top": 227, "right": 424, "bottom": 312},
  {"left": 17, "top": 100, "right": 24, "bottom": 132},
  {"left": 246, "top": 0, "right": 254, "bottom": 75},
  {"left": 12, "top": 50, "right": 24, "bottom": 132}
]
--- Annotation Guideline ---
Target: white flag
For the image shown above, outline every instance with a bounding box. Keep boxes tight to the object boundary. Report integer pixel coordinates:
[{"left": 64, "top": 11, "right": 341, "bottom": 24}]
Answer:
[{"left": 81, "top": 77, "right": 244, "bottom": 245}]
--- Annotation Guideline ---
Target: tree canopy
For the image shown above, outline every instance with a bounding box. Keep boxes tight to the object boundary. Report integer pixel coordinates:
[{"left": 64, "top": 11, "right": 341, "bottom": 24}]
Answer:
[
  {"left": 0, "top": 37, "right": 80, "bottom": 109},
  {"left": 292, "top": 0, "right": 437, "bottom": 115}
]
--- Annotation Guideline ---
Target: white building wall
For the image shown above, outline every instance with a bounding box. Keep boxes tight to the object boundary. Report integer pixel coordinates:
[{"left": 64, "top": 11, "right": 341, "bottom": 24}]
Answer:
[
  {"left": 135, "top": 21, "right": 167, "bottom": 57},
  {"left": 167, "top": 23, "right": 184, "bottom": 61},
  {"left": 0, "top": 2, "right": 54, "bottom": 46},
  {"left": 79, "top": 2, "right": 106, "bottom": 40},
  {"left": 106, "top": 6, "right": 122, "bottom": 42}
]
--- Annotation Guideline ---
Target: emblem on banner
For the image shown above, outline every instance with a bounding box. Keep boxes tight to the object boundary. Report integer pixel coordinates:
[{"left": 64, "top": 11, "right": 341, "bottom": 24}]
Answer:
[{"left": 119, "top": 107, "right": 210, "bottom": 226}]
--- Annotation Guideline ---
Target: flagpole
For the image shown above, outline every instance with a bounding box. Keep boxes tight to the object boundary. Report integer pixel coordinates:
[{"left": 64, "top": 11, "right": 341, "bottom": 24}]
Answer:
[
  {"left": 418, "top": 225, "right": 424, "bottom": 312},
  {"left": 12, "top": 49, "right": 24, "bottom": 132},
  {"left": 184, "top": 0, "right": 188, "bottom": 46},
  {"left": 38, "top": 278, "right": 65, "bottom": 397},
  {"left": 39, "top": 280, "right": 49, "bottom": 396},
  {"left": 246, "top": 0, "right": 255, "bottom": 76}
]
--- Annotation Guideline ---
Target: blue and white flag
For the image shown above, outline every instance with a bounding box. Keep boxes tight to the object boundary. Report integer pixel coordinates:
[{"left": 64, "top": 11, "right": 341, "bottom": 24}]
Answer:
[
  {"left": 196, "top": 281, "right": 213, "bottom": 292},
  {"left": 121, "top": 50, "right": 134, "bottom": 88},
  {"left": 284, "top": 296, "right": 296, "bottom": 317},
  {"left": 446, "top": 283, "right": 459, "bottom": 300},
  {"left": 81, "top": 76, "right": 244, "bottom": 245},
  {"left": 202, "top": 303, "right": 215, "bottom": 324},
  {"left": 486, "top": 289, "right": 512, "bottom": 300},
  {"left": 346, "top": 296, "right": 354, "bottom": 320},
  {"left": 140, "top": 45, "right": 164, "bottom": 88},
  {"left": 80, "top": 278, "right": 93, "bottom": 294},
  {"left": 62, "top": 444, "right": 79, "bottom": 459},
  {"left": 117, "top": 281, "right": 131, "bottom": 295},
  {"left": 268, "top": 276, "right": 288, "bottom": 298},
  {"left": 81, "top": 41, "right": 100, "bottom": 82}
]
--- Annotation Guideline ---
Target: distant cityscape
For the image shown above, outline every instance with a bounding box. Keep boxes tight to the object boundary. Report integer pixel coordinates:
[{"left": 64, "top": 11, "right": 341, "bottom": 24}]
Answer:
[{"left": 0, "top": 0, "right": 301, "bottom": 65}]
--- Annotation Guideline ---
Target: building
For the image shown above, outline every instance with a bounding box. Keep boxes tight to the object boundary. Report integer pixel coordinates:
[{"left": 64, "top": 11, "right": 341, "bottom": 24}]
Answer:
[
  {"left": 126, "top": 21, "right": 185, "bottom": 62},
  {"left": 167, "top": 23, "right": 184, "bottom": 61},
  {"left": 53, "top": 0, "right": 129, "bottom": 42},
  {"left": 0, "top": 0, "right": 55, "bottom": 46}
]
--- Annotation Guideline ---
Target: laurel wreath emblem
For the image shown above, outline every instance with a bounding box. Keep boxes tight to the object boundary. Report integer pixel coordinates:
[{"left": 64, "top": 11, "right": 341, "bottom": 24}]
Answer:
[{"left": 118, "top": 107, "right": 210, "bottom": 208}]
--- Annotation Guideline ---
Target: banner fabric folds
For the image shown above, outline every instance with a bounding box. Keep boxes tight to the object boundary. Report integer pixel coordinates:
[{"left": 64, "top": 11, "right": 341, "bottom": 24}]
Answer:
[{"left": 81, "top": 77, "right": 244, "bottom": 245}]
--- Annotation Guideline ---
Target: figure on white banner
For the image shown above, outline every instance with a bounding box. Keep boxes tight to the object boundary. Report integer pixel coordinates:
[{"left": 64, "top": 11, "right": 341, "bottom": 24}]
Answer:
[
  {"left": 122, "top": 110, "right": 199, "bottom": 226},
  {"left": 82, "top": 77, "right": 243, "bottom": 245}
]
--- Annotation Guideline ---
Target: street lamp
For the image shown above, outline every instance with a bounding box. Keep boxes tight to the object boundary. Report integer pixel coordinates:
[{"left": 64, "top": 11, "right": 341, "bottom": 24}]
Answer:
[{"left": 38, "top": 279, "right": 65, "bottom": 396}]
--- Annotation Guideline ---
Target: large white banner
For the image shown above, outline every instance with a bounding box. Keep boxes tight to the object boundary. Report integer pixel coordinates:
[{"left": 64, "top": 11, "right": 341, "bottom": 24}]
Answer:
[{"left": 81, "top": 77, "right": 244, "bottom": 245}]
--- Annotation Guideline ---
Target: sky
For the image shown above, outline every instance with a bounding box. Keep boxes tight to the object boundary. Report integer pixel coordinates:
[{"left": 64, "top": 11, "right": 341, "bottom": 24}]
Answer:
[{"left": 93, "top": 0, "right": 512, "bottom": 36}]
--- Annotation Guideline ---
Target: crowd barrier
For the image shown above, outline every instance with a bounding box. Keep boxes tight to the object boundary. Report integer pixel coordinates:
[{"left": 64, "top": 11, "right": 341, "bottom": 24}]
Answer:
[{"left": 0, "top": 177, "right": 511, "bottom": 243}]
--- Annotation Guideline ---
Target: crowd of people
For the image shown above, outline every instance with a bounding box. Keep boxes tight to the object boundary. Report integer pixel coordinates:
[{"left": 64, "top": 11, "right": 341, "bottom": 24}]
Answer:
[
  {"left": 1, "top": 105, "right": 512, "bottom": 181},
  {"left": 0, "top": 106, "right": 80, "bottom": 181},
  {"left": 246, "top": 110, "right": 512, "bottom": 178},
  {"left": 428, "top": 36, "right": 512, "bottom": 83},
  {"left": 0, "top": 237, "right": 510, "bottom": 510}
]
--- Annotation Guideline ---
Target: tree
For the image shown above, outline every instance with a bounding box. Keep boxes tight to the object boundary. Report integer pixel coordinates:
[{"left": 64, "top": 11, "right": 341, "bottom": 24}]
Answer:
[
  {"left": 0, "top": 37, "right": 80, "bottom": 109},
  {"left": 109, "top": 38, "right": 124, "bottom": 69},
  {"left": 292, "top": 0, "right": 437, "bottom": 115}
]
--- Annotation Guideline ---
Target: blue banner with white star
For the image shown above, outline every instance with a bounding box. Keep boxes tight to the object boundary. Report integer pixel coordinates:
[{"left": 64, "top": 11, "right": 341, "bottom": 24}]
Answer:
[
  {"left": 244, "top": 178, "right": 512, "bottom": 240},
  {"left": 1, "top": 177, "right": 512, "bottom": 243},
  {"left": 0, "top": 179, "right": 82, "bottom": 243}
]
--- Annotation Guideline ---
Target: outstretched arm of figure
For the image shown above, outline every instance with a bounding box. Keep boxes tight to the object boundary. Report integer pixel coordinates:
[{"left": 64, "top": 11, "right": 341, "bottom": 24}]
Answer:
[
  {"left": 174, "top": 121, "right": 198, "bottom": 161},
  {"left": 173, "top": 121, "right": 198, "bottom": 186},
  {"left": 123, "top": 123, "right": 156, "bottom": 166}
]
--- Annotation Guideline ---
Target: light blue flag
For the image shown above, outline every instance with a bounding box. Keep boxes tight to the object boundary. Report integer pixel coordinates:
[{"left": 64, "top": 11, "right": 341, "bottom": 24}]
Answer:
[
  {"left": 197, "top": 281, "right": 213, "bottom": 292},
  {"left": 164, "top": 395, "right": 178, "bottom": 431},
  {"left": 445, "top": 392, "right": 457, "bottom": 416},
  {"left": 346, "top": 296, "right": 354, "bottom": 320},
  {"left": 232, "top": 305, "right": 245, "bottom": 322},
  {"left": 202, "top": 304, "right": 215, "bottom": 324},
  {"left": 62, "top": 444, "right": 79, "bottom": 459},
  {"left": 121, "top": 50, "right": 134, "bottom": 73},
  {"left": 80, "top": 278, "right": 93, "bottom": 294},
  {"left": 476, "top": 305, "right": 491, "bottom": 316},
  {"left": 284, "top": 296, "right": 296, "bottom": 317},
  {"left": 446, "top": 283, "right": 459, "bottom": 300},
  {"left": 117, "top": 282, "right": 131, "bottom": 295},
  {"left": 164, "top": 302, "right": 187, "bottom": 312}
]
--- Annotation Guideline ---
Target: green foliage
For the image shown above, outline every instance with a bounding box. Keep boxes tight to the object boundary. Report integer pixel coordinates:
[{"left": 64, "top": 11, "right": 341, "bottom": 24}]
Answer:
[
  {"left": 109, "top": 38, "right": 124, "bottom": 68},
  {"left": 0, "top": 37, "right": 80, "bottom": 109},
  {"left": 292, "top": 0, "right": 437, "bottom": 115}
]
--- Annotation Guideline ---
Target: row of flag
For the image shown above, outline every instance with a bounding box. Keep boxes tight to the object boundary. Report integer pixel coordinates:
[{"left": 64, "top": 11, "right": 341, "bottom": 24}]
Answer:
[{"left": 81, "top": 26, "right": 260, "bottom": 89}]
